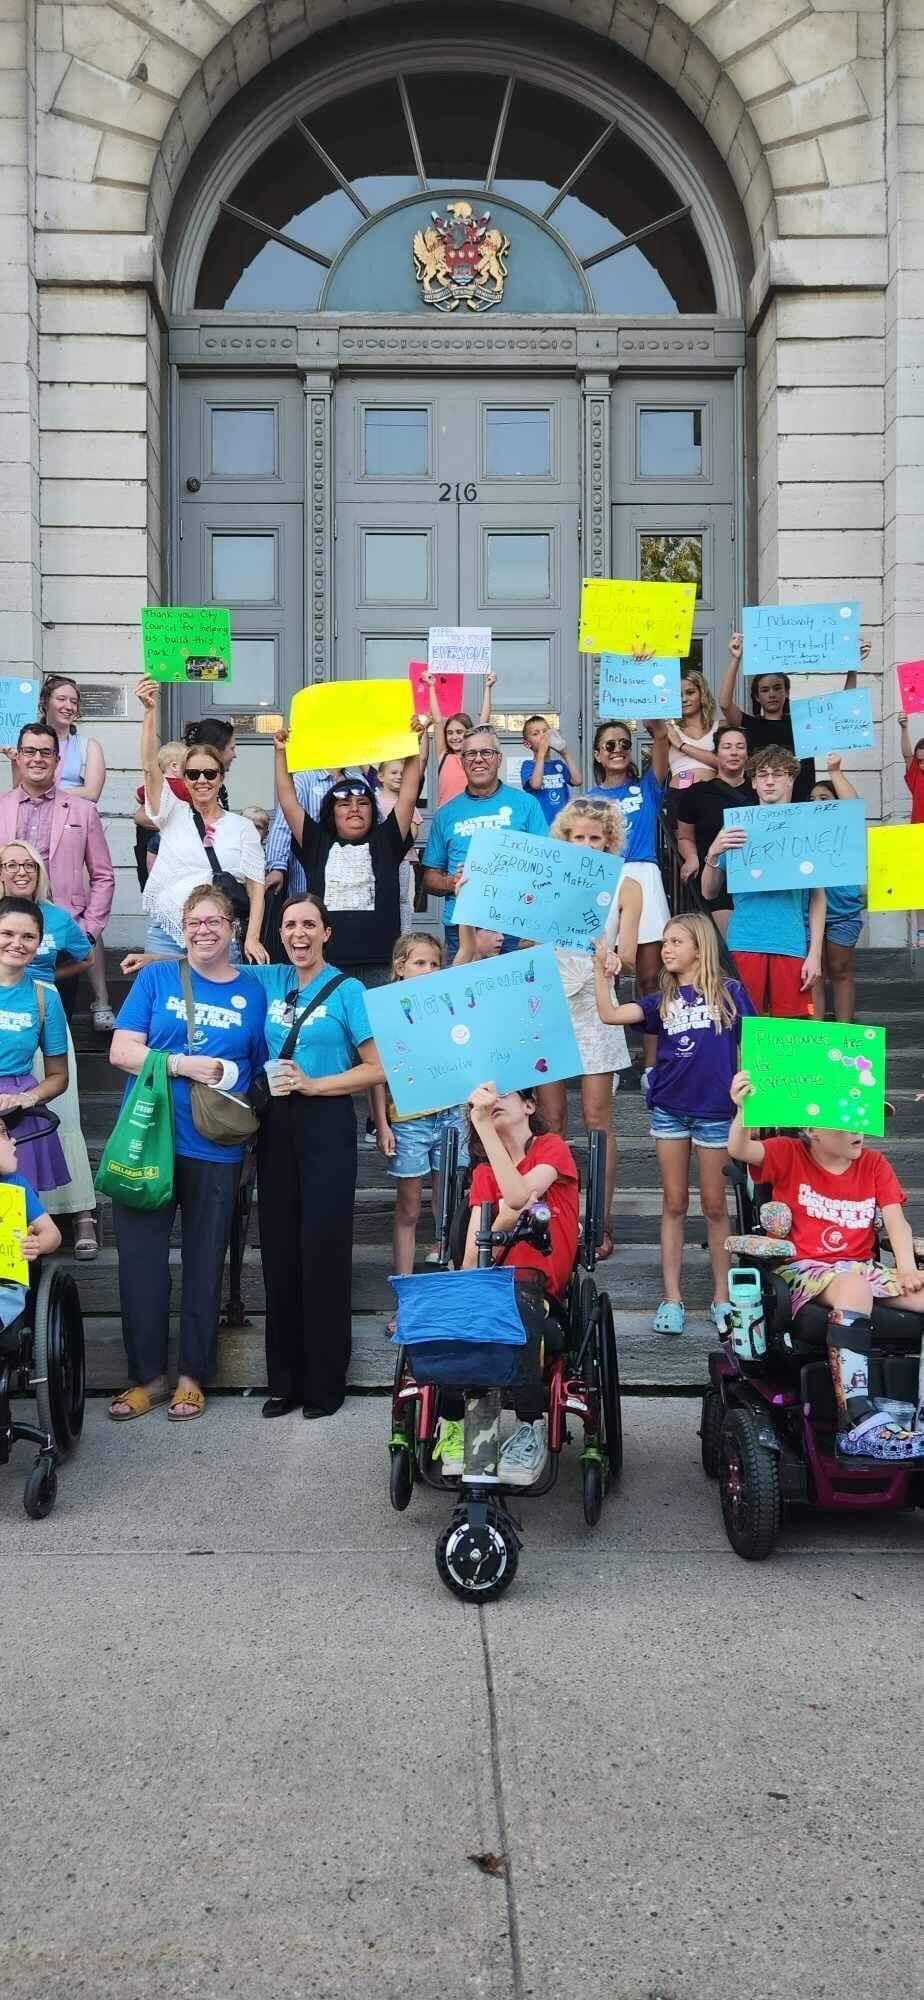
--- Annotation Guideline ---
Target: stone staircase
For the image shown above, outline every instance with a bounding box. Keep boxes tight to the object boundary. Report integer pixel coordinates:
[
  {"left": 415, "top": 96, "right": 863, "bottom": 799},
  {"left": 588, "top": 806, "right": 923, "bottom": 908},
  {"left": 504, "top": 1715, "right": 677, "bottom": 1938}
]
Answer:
[{"left": 64, "top": 950, "right": 924, "bottom": 1396}]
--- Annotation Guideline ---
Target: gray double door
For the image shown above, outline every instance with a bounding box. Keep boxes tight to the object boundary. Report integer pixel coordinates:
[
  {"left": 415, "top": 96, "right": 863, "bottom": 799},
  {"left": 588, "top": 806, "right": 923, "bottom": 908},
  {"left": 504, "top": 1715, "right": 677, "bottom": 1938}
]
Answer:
[{"left": 175, "top": 370, "right": 739, "bottom": 758}]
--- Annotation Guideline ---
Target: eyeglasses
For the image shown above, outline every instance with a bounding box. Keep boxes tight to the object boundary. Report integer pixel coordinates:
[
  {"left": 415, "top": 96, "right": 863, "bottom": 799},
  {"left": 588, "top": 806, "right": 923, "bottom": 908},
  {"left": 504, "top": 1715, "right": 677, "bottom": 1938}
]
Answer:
[
  {"left": 462, "top": 748, "right": 498, "bottom": 762},
  {"left": 600, "top": 738, "right": 632, "bottom": 753},
  {"left": 19, "top": 746, "right": 55, "bottom": 760},
  {"left": 329, "top": 783, "right": 369, "bottom": 802},
  {"left": 184, "top": 917, "right": 227, "bottom": 934},
  {"left": 1, "top": 859, "right": 37, "bottom": 874},
  {"left": 186, "top": 766, "right": 221, "bottom": 782}
]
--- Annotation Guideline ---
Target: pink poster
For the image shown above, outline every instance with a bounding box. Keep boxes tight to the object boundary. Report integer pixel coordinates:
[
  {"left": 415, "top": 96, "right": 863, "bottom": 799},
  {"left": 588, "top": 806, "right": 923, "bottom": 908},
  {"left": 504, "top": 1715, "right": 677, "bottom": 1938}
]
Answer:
[
  {"left": 408, "top": 661, "right": 464, "bottom": 720},
  {"left": 897, "top": 659, "right": 924, "bottom": 715}
]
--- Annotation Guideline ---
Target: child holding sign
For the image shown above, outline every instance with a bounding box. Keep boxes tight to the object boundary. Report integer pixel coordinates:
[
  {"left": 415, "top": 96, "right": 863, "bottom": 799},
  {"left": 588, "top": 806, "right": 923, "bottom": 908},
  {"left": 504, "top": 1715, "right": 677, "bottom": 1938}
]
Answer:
[
  {"left": 701, "top": 745, "right": 825, "bottom": 1018},
  {"left": 426, "top": 670, "right": 495, "bottom": 807},
  {"left": 728, "top": 1073, "right": 924, "bottom": 1463},
  {"left": 372, "top": 932, "right": 469, "bottom": 1316},
  {"left": 0, "top": 1117, "right": 61, "bottom": 1330},
  {"left": 594, "top": 914, "right": 753, "bottom": 1335}
]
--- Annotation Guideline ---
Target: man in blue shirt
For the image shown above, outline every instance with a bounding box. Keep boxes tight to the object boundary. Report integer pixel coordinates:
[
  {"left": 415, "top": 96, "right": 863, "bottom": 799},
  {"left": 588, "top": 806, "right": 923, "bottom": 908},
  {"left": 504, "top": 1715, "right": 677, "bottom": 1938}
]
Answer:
[{"left": 423, "top": 725, "right": 548, "bottom": 957}]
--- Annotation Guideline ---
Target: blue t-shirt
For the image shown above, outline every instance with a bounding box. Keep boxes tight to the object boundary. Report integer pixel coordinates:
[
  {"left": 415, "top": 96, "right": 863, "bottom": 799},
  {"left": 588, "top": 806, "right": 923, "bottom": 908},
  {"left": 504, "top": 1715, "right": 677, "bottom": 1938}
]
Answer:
[
  {"left": 423, "top": 784, "right": 548, "bottom": 920},
  {"left": 0, "top": 1170, "right": 44, "bottom": 1329},
  {"left": 0, "top": 976, "right": 68, "bottom": 1077},
  {"left": 115, "top": 962, "right": 268, "bottom": 1164},
  {"left": 519, "top": 754, "right": 571, "bottom": 827},
  {"left": 712, "top": 855, "right": 812, "bottom": 958},
  {"left": 824, "top": 885, "right": 865, "bottom": 929},
  {"left": 638, "top": 981, "right": 755, "bottom": 1122},
  {"left": 589, "top": 766, "right": 665, "bottom": 863},
  {"left": 245, "top": 963, "right": 371, "bottom": 1077},
  {"left": 32, "top": 900, "right": 92, "bottom": 983}
]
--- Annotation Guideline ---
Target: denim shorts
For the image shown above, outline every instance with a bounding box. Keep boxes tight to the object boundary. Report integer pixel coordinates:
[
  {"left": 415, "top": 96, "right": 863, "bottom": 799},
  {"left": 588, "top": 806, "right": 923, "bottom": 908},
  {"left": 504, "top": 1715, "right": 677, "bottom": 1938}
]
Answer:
[
  {"left": 825, "top": 917, "right": 864, "bottom": 949},
  {"left": 390, "top": 1106, "right": 469, "bottom": 1180},
  {"left": 650, "top": 1105, "right": 731, "bottom": 1149}
]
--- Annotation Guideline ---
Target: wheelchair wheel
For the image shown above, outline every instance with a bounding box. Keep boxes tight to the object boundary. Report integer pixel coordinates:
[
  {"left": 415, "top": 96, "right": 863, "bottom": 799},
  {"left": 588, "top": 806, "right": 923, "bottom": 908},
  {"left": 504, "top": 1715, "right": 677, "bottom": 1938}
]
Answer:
[
  {"left": 23, "top": 1459, "right": 58, "bottom": 1520},
  {"left": 597, "top": 1292, "right": 622, "bottom": 1481},
  {"left": 719, "top": 1408, "right": 781, "bottom": 1561},
  {"left": 435, "top": 1511, "right": 519, "bottom": 1601},
  {"left": 700, "top": 1390, "right": 723, "bottom": 1479},
  {"left": 32, "top": 1267, "right": 85, "bottom": 1457}
]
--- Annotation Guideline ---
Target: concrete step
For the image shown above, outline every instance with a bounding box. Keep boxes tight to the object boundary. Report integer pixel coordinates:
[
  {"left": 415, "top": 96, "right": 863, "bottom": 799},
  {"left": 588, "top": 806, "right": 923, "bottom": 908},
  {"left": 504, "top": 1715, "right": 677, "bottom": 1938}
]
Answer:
[{"left": 82, "top": 1304, "right": 716, "bottom": 1396}]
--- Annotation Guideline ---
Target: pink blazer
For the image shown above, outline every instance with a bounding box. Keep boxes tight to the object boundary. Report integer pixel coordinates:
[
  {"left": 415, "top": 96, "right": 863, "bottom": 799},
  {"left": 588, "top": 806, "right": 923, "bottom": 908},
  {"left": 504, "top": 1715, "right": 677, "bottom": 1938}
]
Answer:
[{"left": 0, "top": 789, "right": 115, "bottom": 936}]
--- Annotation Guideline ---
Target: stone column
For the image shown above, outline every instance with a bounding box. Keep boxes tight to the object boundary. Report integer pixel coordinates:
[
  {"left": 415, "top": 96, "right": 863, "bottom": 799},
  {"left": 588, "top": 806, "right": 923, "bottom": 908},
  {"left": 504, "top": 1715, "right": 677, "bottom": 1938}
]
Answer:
[
  {"left": 0, "top": 0, "right": 40, "bottom": 677},
  {"left": 883, "top": 0, "right": 924, "bottom": 881}
]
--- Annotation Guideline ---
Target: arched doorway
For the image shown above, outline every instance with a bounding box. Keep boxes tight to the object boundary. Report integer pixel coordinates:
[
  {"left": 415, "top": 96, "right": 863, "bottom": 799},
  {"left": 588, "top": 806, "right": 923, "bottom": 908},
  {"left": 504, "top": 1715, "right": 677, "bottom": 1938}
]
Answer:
[{"left": 165, "top": 13, "right": 752, "bottom": 787}]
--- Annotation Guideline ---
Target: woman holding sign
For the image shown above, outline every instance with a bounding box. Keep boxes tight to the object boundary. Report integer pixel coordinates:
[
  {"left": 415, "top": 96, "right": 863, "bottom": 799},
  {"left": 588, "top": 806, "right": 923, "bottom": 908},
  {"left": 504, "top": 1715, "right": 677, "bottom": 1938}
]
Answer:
[{"left": 719, "top": 630, "right": 871, "bottom": 804}]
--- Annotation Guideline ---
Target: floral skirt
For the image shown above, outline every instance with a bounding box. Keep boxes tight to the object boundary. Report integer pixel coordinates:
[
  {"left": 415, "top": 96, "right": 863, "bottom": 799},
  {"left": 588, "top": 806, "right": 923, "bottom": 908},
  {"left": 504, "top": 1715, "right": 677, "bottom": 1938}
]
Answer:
[{"left": 779, "top": 1258, "right": 904, "bottom": 1321}]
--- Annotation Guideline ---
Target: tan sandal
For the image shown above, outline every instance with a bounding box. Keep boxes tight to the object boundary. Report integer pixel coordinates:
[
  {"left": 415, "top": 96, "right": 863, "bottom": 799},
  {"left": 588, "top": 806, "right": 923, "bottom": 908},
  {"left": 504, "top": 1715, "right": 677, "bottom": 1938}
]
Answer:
[
  {"left": 108, "top": 1384, "right": 168, "bottom": 1422},
  {"left": 167, "top": 1383, "right": 206, "bottom": 1422}
]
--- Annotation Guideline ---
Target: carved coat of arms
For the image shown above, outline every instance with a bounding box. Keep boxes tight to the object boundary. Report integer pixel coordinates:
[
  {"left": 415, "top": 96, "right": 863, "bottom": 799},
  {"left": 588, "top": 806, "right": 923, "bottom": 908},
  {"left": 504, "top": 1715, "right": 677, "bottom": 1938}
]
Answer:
[{"left": 412, "top": 200, "right": 510, "bottom": 313}]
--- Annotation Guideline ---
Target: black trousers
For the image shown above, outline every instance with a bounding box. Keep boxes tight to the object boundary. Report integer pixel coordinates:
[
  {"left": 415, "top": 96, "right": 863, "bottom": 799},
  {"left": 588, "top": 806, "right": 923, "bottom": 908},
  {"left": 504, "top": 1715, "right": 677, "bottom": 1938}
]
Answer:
[
  {"left": 112, "top": 1154, "right": 241, "bottom": 1385},
  {"left": 257, "top": 1093, "right": 357, "bottom": 1411}
]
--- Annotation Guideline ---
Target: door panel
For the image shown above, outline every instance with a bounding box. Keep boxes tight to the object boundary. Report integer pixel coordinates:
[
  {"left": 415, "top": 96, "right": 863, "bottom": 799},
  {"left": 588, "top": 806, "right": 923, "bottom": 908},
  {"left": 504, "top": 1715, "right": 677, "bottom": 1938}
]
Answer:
[{"left": 610, "top": 504, "right": 733, "bottom": 688}]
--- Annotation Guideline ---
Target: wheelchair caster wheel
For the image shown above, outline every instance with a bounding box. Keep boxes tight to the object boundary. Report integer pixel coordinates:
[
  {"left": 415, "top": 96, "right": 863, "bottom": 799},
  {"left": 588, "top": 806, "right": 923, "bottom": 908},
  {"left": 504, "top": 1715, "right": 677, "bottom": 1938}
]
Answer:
[
  {"left": 389, "top": 1445, "right": 414, "bottom": 1512},
  {"left": 436, "top": 1510, "right": 519, "bottom": 1601},
  {"left": 581, "top": 1456, "right": 604, "bottom": 1527},
  {"left": 700, "top": 1390, "right": 723, "bottom": 1480},
  {"left": 23, "top": 1459, "right": 58, "bottom": 1520}
]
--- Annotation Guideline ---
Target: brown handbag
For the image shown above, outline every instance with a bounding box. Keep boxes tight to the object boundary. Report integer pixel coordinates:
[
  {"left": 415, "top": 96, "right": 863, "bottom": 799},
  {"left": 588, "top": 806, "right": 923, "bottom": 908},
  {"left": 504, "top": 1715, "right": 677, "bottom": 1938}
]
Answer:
[{"left": 179, "top": 958, "right": 259, "bottom": 1144}]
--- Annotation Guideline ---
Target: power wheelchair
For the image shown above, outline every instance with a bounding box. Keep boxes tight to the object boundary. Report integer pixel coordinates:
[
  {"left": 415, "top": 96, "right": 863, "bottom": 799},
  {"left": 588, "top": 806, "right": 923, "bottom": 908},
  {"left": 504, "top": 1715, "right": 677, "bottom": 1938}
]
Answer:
[
  {"left": 0, "top": 1107, "right": 86, "bottom": 1518},
  {"left": 388, "top": 1128, "right": 622, "bottom": 1600},
  {"left": 700, "top": 1158, "right": 924, "bottom": 1561}
]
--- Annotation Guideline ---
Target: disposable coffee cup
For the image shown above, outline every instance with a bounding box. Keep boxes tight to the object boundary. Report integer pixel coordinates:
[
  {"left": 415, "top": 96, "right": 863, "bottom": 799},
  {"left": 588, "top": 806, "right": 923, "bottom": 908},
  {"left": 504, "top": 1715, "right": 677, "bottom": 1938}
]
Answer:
[{"left": 263, "top": 1059, "right": 288, "bottom": 1097}]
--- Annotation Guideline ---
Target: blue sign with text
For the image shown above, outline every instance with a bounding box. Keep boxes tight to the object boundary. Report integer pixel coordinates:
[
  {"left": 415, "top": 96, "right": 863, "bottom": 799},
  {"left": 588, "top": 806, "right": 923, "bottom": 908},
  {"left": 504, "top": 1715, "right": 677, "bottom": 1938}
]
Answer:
[
  {"left": 365, "top": 947, "right": 581, "bottom": 1116},
  {"left": 742, "top": 602, "right": 861, "bottom": 675},
  {"left": 724, "top": 799, "right": 867, "bottom": 894},
  {"left": 453, "top": 826, "right": 622, "bottom": 952},
  {"left": 790, "top": 688, "right": 875, "bottom": 759},
  {"left": 597, "top": 655, "right": 681, "bottom": 718}
]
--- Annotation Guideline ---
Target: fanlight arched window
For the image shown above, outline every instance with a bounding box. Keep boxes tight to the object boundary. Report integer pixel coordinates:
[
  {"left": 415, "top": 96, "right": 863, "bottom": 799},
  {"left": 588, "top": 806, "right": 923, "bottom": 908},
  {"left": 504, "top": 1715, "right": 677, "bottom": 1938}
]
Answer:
[{"left": 194, "top": 70, "right": 715, "bottom": 316}]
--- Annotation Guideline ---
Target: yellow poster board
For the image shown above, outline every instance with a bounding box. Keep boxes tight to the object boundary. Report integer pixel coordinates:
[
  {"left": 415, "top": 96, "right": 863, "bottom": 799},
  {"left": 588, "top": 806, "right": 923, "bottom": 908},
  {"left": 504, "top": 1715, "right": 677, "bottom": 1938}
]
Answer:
[
  {"left": 867, "top": 824, "right": 924, "bottom": 912},
  {"left": 286, "top": 681, "right": 419, "bottom": 772},
  {"left": 579, "top": 578, "right": 697, "bottom": 657},
  {"left": 0, "top": 1182, "right": 29, "bottom": 1286}
]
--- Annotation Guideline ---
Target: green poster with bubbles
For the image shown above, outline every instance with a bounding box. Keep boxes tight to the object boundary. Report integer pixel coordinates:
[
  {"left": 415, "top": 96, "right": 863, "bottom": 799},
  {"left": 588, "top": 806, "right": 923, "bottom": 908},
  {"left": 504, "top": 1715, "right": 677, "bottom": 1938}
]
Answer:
[
  {"left": 741, "top": 1016, "right": 886, "bottom": 1137},
  {"left": 141, "top": 605, "right": 232, "bottom": 683}
]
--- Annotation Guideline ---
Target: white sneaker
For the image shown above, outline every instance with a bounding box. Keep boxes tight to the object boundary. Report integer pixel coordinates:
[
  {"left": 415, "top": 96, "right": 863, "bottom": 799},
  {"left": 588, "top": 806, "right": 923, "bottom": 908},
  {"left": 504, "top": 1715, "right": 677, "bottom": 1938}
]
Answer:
[{"left": 498, "top": 1420, "right": 548, "bottom": 1488}]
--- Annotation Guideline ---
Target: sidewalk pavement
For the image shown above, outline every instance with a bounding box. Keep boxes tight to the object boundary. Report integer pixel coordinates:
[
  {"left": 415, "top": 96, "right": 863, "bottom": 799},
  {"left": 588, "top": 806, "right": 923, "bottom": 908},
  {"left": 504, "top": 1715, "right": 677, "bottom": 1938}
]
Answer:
[{"left": 1, "top": 1396, "right": 921, "bottom": 2000}]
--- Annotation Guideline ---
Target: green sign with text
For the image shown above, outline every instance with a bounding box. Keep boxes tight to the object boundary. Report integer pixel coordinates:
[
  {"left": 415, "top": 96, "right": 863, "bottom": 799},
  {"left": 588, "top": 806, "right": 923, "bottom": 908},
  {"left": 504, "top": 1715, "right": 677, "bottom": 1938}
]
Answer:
[{"left": 141, "top": 606, "right": 232, "bottom": 684}]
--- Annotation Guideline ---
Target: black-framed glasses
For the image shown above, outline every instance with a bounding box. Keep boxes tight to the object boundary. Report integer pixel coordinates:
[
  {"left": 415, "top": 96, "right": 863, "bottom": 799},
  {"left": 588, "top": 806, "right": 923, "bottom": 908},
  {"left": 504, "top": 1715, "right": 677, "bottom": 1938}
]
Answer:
[
  {"left": 19, "top": 745, "right": 55, "bottom": 759},
  {"left": 186, "top": 765, "right": 222, "bottom": 781},
  {"left": 329, "top": 782, "right": 370, "bottom": 801},
  {"left": 600, "top": 738, "right": 632, "bottom": 753},
  {"left": 462, "top": 747, "right": 499, "bottom": 761}
]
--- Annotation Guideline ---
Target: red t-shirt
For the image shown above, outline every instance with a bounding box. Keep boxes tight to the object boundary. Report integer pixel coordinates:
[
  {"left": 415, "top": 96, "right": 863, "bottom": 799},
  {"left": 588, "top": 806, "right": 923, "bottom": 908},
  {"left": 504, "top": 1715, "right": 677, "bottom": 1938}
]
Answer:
[
  {"left": 904, "top": 758, "right": 924, "bottom": 823},
  {"left": 760, "top": 1136, "right": 905, "bottom": 1263},
  {"left": 469, "top": 1133, "right": 579, "bottom": 1297},
  {"left": 134, "top": 775, "right": 192, "bottom": 806}
]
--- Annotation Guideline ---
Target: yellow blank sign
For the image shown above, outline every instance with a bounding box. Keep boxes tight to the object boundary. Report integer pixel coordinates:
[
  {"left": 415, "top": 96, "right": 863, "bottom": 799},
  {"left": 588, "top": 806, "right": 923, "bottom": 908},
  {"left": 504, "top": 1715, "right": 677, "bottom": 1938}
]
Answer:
[
  {"left": 286, "top": 681, "right": 418, "bottom": 772},
  {"left": 867, "top": 824, "right": 924, "bottom": 912},
  {"left": 579, "top": 578, "right": 697, "bottom": 657},
  {"left": 0, "top": 1181, "right": 28, "bottom": 1285}
]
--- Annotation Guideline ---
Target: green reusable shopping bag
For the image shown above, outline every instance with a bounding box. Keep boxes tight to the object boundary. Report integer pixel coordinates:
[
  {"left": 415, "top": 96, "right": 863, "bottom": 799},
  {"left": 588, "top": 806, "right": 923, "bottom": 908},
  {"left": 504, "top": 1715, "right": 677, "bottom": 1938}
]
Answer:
[{"left": 94, "top": 1050, "right": 175, "bottom": 1210}]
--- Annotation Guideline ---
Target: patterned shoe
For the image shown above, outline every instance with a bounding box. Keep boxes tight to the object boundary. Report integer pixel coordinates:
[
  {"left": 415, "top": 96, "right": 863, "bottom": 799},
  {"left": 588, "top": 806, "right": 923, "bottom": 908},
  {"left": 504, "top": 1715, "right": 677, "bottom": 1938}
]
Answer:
[{"left": 835, "top": 1412, "right": 924, "bottom": 1463}]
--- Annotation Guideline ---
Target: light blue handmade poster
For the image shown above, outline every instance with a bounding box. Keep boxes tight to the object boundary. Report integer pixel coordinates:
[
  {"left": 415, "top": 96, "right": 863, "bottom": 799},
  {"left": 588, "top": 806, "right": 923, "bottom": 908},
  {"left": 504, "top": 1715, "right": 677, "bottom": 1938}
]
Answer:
[
  {"left": 598, "top": 655, "right": 681, "bottom": 718},
  {"left": 724, "top": 798, "right": 867, "bottom": 895},
  {"left": 453, "top": 827, "right": 622, "bottom": 952},
  {"left": 365, "top": 946, "right": 581, "bottom": 1116},
  {"left": 790, "top": 688, "right": 875, "bottom": 758},
  {"left": 0, "top": 678, "right": 39, "bottom": 741},
  {"left": 742, "top": 602, "right": 861, "bottom": 675}
]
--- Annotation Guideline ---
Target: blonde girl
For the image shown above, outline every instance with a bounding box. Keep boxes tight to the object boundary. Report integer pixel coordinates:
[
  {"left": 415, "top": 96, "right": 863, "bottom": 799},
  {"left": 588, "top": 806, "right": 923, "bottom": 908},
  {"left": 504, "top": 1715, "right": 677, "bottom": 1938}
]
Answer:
[
  {"left": 666, "top": 670, "right": 719, "bottom": 788},
  {"left": 372, "top": 932, "right": 470, "bottom": 1320},
  {"left": 594, "top": 913, "right": 755, "bottom": 1334},
  {"left": 534, "top": 795, "right": 642, "bottom": 1259}
]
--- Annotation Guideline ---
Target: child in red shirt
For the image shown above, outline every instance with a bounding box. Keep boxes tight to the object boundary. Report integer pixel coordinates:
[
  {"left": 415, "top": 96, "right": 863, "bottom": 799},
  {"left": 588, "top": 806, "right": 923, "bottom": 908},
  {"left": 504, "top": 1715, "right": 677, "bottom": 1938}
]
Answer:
[
  {"left": 446, "top": 1083, "right": 579, "bottom": 1487},
  {"left": 728, "top": 1072, "right": 924, "bottom": 1462}
]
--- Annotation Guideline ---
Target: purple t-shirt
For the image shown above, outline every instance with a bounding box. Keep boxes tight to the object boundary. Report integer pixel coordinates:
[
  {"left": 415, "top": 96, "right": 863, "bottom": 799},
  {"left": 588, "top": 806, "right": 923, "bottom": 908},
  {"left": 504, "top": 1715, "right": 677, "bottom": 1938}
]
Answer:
[{"left": 637, "top": 980, "right": 755, "bottom": 1122}]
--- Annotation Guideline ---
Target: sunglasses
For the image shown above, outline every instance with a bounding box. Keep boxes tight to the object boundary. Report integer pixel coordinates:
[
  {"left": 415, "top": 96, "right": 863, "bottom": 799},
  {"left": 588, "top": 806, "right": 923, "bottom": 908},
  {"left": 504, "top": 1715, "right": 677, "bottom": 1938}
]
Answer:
[
  {"left": 330, "top": 783, "right": 369, "bottom": 801},
  {"left": 186, "top": 766, "right": 221, "bottom": 781},
  {"left": 599, "top": 738, "right": 632, "bottom": 753}
]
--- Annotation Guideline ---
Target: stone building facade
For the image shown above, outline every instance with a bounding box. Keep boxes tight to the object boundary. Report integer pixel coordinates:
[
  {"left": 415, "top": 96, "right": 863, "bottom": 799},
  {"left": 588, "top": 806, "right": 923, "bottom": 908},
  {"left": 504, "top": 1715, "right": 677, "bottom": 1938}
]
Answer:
[{"left": 0, "top": 0, "right": 921, "bottom": 938}]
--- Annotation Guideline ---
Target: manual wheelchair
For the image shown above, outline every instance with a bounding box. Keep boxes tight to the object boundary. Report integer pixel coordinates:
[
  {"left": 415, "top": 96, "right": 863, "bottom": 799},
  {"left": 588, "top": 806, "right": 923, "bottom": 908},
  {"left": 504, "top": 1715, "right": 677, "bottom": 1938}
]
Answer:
[
  {"left": 388, "top": 1127, "right": 622, "bottom": 1600},
  {"left": 0, "top": 1108, "right": 85, "bottom": 1519},
  {"left": 700, "top": 1159, "right": 924, "bottom": 1561}
]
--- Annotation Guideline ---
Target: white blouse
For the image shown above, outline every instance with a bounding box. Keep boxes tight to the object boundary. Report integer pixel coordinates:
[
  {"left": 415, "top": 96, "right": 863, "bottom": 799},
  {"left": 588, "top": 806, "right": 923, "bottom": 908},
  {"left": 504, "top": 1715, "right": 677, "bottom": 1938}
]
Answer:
[{"left": 143, "top": 781, "right": 265, "bottom": 944}]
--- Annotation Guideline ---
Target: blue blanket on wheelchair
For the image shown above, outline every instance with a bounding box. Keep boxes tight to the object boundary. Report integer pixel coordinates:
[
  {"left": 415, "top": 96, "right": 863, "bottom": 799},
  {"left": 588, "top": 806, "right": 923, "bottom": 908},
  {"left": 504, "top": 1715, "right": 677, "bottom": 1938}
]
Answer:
[{"left": 390, "top": 1268, "right": 527, "bottom": 1347}]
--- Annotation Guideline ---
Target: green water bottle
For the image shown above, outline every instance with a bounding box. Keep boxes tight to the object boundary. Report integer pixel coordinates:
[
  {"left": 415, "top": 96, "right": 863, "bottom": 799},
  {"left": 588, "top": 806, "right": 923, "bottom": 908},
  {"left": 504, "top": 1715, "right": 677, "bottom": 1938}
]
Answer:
[{"left": 727, "top": 1268, "right": 766, "bottom": 1361}]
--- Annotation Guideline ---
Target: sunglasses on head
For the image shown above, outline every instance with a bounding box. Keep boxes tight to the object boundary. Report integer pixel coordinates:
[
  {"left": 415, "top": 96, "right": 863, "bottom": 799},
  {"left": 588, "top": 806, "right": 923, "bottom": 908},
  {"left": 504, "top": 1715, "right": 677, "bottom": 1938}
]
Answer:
[
  {"left": 600, "top": 737, "right": 632, "bottom": 753},
  {"left": 186, "top": 765, "right": 221, "bottom": 781},
  {"left": 330, "top": 782, "right": 369, "bottom": 801}
]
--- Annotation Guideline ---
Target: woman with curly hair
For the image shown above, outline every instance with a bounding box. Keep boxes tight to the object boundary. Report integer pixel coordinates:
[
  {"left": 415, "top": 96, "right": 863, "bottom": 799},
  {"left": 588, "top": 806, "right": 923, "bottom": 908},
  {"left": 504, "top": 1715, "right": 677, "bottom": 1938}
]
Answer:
[{"left": 534, "top": 795, "right": 642, "bottom": 1258}]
